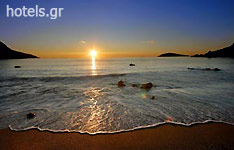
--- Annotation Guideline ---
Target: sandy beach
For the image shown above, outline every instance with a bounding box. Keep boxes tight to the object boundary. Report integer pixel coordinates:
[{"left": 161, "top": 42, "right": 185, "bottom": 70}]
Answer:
[{"left": 0, "top": 122, "right": 234, "bottom": 150}]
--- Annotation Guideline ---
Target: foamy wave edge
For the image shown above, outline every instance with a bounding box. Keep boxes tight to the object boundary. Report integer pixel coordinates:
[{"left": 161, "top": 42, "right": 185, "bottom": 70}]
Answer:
[{"left": 8, "top": 120, "right": 234, "bottom": 135}]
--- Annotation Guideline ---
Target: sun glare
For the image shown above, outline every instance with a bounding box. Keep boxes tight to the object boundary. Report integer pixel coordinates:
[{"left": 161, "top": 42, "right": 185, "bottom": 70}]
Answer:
[{"left": 90, "top": 50, "right": 97, "bottom": 57}]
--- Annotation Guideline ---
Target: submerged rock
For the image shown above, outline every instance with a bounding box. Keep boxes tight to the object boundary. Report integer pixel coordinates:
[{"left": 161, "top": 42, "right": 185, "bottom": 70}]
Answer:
[
  {"left": 140, "top": 83, "right": 153, "bottom": 89},
  {"left": 27, "top": 112, "right": 36, "bottom": 119},
  {"left": 214, "top": 68, "right": 221, "bottom": 71},
  {"left": 132, "top": 84, "right": 138, "bottom": 87},
  {"left": 14, "top": 66, "right": 21, "bottom": 68},
  {"left": 187, "top": 67, "right": 221, "bottom": 71},
  {"left": 187, "top": 67, "right": 194, "bottom": 70},
  {"left": 118, "top": 80, "right": 126, "bottom": 87},
  {"left": 129, "top": 63, "right": 135, "bottom": 66}
]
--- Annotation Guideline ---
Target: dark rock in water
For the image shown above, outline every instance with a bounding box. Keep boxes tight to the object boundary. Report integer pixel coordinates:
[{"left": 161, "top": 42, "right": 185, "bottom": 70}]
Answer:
[
  {"left": 150, "top": 96, "right": 155, "bottom": 99},
  {"left": 118, "top": 80, "right": 126, "bottom": 87},
  {"left": 204, "top": 68, "right": 221, "bottom": 71},
  {"left": 27, "top": 113, "right": 36, "bottom": 119},
  {"left": 214, "top": 68, "right": 221, "bottom": 71},
  {"left": 132, "top": 84, "right": 138, "bottom": 87},
  {"left": 129, "top": 63, "right": 135, "bottom": 66},
  {"left": 188, "top": 67, "right": 221, "bottom": 72},
  {"left": 14, "top": 66, "right": 21, "bottom": 68},
  {"left": 187, "top": 67, "right": 194, "bottom": 70},
  {"left": 141, "top": 83, "right": 153, "bottom": 89}
]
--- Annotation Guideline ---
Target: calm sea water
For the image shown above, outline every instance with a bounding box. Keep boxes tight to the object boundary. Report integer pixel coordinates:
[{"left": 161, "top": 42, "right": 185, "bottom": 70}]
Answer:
[{"left": 0, "top": 57, "right": 234, "bottom": 134}]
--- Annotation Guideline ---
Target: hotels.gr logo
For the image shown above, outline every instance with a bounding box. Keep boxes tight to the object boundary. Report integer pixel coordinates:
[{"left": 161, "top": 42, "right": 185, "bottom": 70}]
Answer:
[{"left": 6, "top": 5, "right": 64, "bottom": 20}]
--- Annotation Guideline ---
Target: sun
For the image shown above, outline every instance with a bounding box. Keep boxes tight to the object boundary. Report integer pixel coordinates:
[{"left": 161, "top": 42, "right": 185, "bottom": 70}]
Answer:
[{"left": 90, "top": 50, "right": 97, "bottom": 57}]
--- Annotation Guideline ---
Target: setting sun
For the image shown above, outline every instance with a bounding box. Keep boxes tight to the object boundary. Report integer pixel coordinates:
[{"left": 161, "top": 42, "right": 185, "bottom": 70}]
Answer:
[{"left": 90, "top": 50, "right": 97, "bottom": 57}]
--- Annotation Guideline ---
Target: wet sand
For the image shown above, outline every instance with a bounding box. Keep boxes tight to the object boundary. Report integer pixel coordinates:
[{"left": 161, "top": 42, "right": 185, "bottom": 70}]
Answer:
[{"left": 0, "top": 122, "right": 234, "bottom": 150}]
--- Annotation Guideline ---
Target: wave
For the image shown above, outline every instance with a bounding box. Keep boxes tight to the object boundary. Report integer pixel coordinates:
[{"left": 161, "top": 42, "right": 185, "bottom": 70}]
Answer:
[
  {"left": 9, "top": 120, "right": 234, "bottom": 135},
  {"left": 0, "top": 73, "right": 127, "bottom": 82}
]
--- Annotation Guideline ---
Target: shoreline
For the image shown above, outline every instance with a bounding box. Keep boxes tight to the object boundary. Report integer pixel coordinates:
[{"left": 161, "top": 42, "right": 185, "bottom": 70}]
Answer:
[
  {"left": 8, "top": 120, "right": 234, "bottom": 135},
  {"left": 1, "top": 122, "right": 234, "bottom": 150}
]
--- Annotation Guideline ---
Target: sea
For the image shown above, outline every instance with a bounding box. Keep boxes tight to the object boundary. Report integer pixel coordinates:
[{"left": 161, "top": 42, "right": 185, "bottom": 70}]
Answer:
[{"left": 0, "top": 57, "right": 234, "bottom": 134}]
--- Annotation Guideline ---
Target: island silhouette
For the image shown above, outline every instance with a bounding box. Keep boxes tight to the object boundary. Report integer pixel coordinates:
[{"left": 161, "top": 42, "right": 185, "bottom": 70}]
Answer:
[
  {"left": 192, "top": 43, "right": 234, "bottom": 58},
  {"left": 0, "top": 41, "right": 38, "bottom": 59},
  {"left": 158, "top": 53, "right": 189, "bottom": 57},
  {"left": 158, "top": 43, "right": 234, "bottom": 58}
]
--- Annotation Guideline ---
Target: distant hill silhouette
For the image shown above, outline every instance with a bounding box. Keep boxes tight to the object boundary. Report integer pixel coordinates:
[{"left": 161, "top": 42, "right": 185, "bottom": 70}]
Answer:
[
  {"left": 158, "top": 53, "right": 189, "bottom": 57},
  {"left": 192, "top": 43, "right": 234, "bottom": 58},
  {"left": 0, "top": 41, "right": 38, "bottom": 59}
]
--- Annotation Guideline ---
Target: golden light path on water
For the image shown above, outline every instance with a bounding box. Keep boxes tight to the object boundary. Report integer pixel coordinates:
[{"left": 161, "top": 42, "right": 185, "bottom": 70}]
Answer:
[
  {"left": 92, "top": 56, "right": 96, "bottom": 70},
  {"left": 90, "top": 50, "right": 97, "bottom": 75}
]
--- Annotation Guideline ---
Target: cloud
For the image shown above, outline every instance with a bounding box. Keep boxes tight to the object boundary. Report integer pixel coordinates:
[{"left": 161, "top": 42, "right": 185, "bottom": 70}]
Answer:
[
  {"left": 80, "top": 40, "right": 87, "bottom": 44},
  {"left": 143, "top": 40, "right": 155, "bottom": 44}
]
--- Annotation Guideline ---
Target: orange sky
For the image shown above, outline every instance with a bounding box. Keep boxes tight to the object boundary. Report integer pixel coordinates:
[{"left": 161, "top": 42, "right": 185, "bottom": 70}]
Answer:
[{"left": 10, "top": 41, "right": 233, "bottom": 59}]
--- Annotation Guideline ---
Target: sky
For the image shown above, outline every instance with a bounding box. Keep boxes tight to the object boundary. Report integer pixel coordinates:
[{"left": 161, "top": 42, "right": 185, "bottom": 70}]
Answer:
[{"left": 0, "top": 0, "right": 234, "bottom": 58}]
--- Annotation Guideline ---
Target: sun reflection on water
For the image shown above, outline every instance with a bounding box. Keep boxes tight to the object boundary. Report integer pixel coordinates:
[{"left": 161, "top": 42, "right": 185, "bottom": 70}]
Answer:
[
  {"left": 90, "top": 50, "right": 97, "bottom": 75},
  {"left": 82, "top": 87, "right": 108, "bottom": 132},
  {"left": 91, "top": 56, "right": 97, "bottom": 75},
  {"left": 92, "top": 56, "right": 96, "bottom": 70}
]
